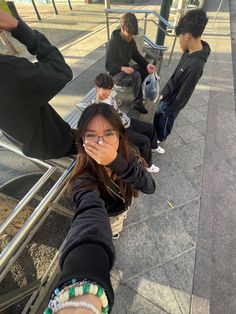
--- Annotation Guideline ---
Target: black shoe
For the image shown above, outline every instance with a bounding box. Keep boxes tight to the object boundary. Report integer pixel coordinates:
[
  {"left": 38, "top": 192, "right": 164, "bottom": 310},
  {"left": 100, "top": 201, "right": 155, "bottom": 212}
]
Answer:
[{"left": 133, "top": 103, "right": 148, "bottom": 114}]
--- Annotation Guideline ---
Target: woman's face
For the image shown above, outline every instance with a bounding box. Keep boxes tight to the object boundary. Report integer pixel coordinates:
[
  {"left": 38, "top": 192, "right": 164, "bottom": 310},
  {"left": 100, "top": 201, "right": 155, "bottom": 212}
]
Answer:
[{"left": 83, "top": 115, "right": 119, "bottom": 152}]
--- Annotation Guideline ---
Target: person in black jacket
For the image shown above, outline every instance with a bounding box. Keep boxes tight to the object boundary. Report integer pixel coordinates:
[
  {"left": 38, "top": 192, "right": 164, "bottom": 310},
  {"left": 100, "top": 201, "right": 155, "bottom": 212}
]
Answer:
[
  {"left": 0, "top": 9, "right": 76, "bottom": 160},
  {"left": 153, "top": 9, "right": 211, "bottom": 142},
  {"left": 105, "top": 13, "right": 156, "bottom": 114},
  {"left": 70, "top": 102, "right": 156, "bottom": 232},
  {"left": 45, "top": 185, "right": 115, "bottom": 314},
  {"left": 93, "top": 73, "right": 165, "bottom": 173},
  {"left": 45, "top": 103, "right": 155, "bottom": 313}
]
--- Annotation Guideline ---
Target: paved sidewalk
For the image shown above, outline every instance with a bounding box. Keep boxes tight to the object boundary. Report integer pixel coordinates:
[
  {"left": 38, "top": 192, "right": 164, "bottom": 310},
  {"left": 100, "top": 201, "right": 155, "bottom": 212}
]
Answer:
[{"left": 0, "top": 0, "right": 235, "bottom": 313}]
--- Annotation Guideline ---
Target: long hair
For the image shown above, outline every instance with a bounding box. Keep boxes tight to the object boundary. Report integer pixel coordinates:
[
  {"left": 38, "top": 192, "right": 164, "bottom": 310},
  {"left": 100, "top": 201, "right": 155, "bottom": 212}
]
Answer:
[
  {"left": 120, "top": 13, "right": 138, "bottom": 36},
  {"left": 70, "top": 102, "right": 139, "bottom": 205}
]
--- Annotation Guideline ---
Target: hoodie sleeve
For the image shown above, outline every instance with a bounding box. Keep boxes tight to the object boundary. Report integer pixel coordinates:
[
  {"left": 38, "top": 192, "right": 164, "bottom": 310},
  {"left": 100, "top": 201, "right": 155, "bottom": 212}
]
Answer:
[
  {"left": 131, "top": 40, "right": 149, "bottom": 69},
  {"left": 11, "top": 19, "right": 73, "bottom": 101},
  {"left": 107, "top": 154, "right": 156, "bottom": 194},
  {"left": 105, "top": 38, "right": 122, "bottom": 74},
  {"left": 58, "top": 182, "right": 115, "bottom": 309},
  {"left": 164, "top": 68, "right": 202, "bottom": 115}
]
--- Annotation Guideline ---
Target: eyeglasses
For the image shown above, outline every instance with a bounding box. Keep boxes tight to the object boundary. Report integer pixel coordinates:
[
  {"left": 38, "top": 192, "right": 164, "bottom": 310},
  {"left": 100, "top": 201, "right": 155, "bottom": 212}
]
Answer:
[{"left": 83, "top": 130, "right": 119, "bottom": 145}]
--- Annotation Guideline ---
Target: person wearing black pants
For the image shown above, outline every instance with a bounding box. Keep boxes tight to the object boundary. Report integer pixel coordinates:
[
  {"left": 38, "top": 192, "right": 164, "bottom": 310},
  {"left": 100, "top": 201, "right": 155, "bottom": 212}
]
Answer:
[
  {"left": 112, "top": 64, "right": 148, "bottom": 112},
  {"left": 92, "top": 73, "right": 165, "bottom": 174},
  {"left": 105, "top": 13, "right": 156, "bottom": 115},
  {"left": 127, "top": 118, "right": 158, "bottom": 169}
]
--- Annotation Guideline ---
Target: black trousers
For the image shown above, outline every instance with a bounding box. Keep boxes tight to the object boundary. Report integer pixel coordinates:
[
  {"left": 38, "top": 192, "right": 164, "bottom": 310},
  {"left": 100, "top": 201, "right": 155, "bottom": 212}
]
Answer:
[
  {"left": 113, "top": 65, "right": 148, "bottom": 106},
  {"left": 127, "top": 118, "right": 158, "bottom": 167}
]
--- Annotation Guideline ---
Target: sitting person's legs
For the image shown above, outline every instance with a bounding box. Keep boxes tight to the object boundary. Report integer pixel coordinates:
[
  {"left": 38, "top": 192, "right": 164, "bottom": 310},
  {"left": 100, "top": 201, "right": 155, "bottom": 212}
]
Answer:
[{"left": 113, "top": 69, "right": 148, "bottom": 114}]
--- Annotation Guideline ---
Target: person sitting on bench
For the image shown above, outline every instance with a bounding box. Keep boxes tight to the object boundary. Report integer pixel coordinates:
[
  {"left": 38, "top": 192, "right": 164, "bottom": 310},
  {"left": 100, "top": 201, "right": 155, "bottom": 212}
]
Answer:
[
  {"left": 93, "top": 73, "right": 165, "bottom": 174},
  {"left": 105, "top": 13, "right": 156, "bottom": 115},
  {"left": 0, "top": 8, "right": 76, "bottom": 160}
]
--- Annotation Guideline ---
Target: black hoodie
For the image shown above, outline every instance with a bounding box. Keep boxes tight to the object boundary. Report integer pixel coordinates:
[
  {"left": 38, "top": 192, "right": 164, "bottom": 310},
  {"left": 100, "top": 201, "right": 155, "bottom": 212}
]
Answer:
[
  {"left": 161, "top": 40, "right": 211, "bottom": 115},
  {"left": 0, "top": 19, "right": 73, "bottom": 159},
  {"left": 105, "top": 29, "right": 148, "bottom": 75}
]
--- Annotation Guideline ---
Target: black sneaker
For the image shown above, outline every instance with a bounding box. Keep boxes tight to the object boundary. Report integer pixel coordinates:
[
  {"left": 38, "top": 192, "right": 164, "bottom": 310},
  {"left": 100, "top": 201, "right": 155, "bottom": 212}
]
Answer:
[{"left": 133, "top": 103, "right": 148, "bottom": 114}]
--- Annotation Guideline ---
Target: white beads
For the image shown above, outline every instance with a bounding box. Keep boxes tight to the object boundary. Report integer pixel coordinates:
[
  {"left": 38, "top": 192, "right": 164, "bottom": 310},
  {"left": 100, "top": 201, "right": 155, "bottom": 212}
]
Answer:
[{"left": 54, "top": 301, "right": 100, "bottom": 314}]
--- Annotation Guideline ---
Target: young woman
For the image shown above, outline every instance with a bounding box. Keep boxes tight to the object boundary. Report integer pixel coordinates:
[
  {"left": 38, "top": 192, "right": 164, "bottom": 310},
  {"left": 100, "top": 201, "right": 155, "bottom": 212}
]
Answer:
[
  {"left": 70, "top": 102, "right": 155, "bottom": 225},
  {"left": 45, "top": 103, "right": 155, "bottom": 314}
]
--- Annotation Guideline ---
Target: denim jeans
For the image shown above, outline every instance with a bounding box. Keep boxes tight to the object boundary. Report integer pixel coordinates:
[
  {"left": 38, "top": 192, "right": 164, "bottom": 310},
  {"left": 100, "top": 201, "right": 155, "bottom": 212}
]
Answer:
[{"left": 153, "top": 101, "right": 177, "bottom": 141}]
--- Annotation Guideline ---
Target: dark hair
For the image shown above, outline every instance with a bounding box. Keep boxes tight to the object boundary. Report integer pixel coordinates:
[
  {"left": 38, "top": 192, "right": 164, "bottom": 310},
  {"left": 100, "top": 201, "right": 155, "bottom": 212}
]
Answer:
[
  {"left": 175, "top": 9, "right": 208, "bottom": 38},
  {"left": 94, "top": 73, "right": 114, "bottom": 89},
  {"left": 120, "top": 13, "right": 138, "bottom": 36},
  {"left": 70, "top": 102, "right": 138, "bottom": 206}
]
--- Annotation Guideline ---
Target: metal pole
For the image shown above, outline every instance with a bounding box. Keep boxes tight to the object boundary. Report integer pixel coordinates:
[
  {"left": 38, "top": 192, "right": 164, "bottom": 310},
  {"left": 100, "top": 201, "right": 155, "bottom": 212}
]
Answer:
[
  {"left": 212, "top": 0, "right": 224, "bottom": 26},
  {"left": 144, "top": 12, "right": 147, "bottom": 35},
  {"left": 105, "top": 0, "right": 110, "bottom": 9},
  {"left": 51, "top": 0, "right": 58, "bottom": 15},
  {"left": 68, "top": 0, "right": 72, "bottom": 11},
  {"left": 0, "top": 166, "right": 56, "bottom": 236},
  {"left": 156, "top": 0, "right": 173, "bottom": 46},
  {"left": 0, "top": 160, "right": 76, "bottom": 275},
  {"left": 105, "top": 11, "right": 110, "bottom": 41},
  {"left": 173, "top": 0, "right": 186, "bottom": 31},
  {"left": 31, "top": 0, "right": 41, "bottom": 21}
]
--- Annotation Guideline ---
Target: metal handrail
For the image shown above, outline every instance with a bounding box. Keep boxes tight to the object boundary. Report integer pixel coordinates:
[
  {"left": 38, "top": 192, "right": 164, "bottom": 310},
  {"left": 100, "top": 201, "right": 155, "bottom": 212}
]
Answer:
[
  {"left": 0, "top": 159, "right": 76, "bottom": 278},
  {"left": 0, "top": 140, "right": 52, "bottom": 169},
  {"left": 0, "top": 166, "right": 56, "bottom": 236},
  {"left": 143, "top": 35, "right": 167, "bottom": 51},
  {"left": 105, "top": 8, "right": 174, "bottom": 29},
  {"left": 105, "top": 8, "right": 174, "bottom": 41}
]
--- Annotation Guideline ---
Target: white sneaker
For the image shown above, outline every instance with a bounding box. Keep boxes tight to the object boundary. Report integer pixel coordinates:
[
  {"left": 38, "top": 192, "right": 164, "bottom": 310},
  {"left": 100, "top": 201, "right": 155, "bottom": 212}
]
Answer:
[
  {"left": 152, "top": 146, "right": 165, "bottom": 154},
  {"left": 147, "top": 164, "right": 160, "bottom": 173}
]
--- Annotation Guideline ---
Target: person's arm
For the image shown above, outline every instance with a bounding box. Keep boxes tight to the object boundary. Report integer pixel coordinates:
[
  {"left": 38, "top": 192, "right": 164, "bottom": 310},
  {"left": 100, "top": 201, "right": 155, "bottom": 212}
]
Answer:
[
  {"left": 108, "top": 154, "right": 156, "bottom": 194},
  {"left": 4, "top": 14, "right": 73, "bottom": 102},
  {"left": 131, "top": 40, "right": 148, "bottom": 69},
  {"left": 56, "top": 184, "right": 115, "bottom": 310},
  {"left": 83, "top": 140, "right": 155, "bottom": 195},
  {"left": 164, "top": 68, "right": 202, "bottom": 116},
  {"left": 105, "top": 39, "right": 122, "bottom": 75}
]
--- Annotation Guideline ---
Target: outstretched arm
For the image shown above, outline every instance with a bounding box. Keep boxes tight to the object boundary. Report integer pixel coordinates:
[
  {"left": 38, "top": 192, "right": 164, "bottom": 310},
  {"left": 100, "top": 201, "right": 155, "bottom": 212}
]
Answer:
[{"left": 57, "top": 186, "right": 115, "bottom": 310}]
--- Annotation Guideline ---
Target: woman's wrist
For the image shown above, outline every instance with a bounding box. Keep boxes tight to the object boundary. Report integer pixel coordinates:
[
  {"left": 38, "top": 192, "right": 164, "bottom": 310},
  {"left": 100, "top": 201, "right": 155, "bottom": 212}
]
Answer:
[{"left": 57, "top": 294, "right": 101, "bottom": 314}]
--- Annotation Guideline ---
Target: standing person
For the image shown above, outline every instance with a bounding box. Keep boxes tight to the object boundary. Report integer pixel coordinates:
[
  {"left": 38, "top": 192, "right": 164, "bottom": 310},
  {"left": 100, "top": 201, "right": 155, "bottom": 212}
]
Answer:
[
  {"left": 0, "top": 8, "right": 76, "bottom": 160},
  {"left": 93, "top": 73, "right": 165, "bottom": 173},
  {"left": 153, "top": 9, "right": 211, "bottom": 142},
  {"left": 105, "top": 12, "right": 156, "bottom": 114}
]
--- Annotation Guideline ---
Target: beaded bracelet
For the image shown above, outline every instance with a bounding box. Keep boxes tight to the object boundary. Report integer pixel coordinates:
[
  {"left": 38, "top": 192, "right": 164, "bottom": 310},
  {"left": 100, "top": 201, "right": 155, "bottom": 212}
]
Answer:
[
  {"left": 44, "top": 280, "right": 109, "bottom": 314},
  {"left": 47, "top": 300, "right": 100, "bottom": 314}
]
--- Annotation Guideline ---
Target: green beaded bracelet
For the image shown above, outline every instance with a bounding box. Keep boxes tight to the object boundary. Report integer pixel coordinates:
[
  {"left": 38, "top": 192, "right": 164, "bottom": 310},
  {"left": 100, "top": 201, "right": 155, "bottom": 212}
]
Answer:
[{"left": 44, "top": 281, "right": 109, "bottom": 314}]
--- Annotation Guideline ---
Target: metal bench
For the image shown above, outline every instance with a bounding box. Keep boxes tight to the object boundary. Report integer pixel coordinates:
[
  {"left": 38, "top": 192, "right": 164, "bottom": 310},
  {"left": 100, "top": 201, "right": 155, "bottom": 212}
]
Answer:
[{"left": 0, "top": 87, "right": 97, "bottom": 313}]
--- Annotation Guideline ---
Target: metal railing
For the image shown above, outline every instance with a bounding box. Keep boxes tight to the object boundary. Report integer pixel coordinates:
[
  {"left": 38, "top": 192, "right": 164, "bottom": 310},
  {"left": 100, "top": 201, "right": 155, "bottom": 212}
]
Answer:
[
  {"left": 0, "top": 137, "right": 76, "bottom": 312},
  {"left": 104, "top": 8, "right": 174, "bottom": 40},
  {"left": 104, "top": 8, "right": 175, "bottom": 71},
  {"left": 0, "top": 141, "right": 75, "bottom": 280}
]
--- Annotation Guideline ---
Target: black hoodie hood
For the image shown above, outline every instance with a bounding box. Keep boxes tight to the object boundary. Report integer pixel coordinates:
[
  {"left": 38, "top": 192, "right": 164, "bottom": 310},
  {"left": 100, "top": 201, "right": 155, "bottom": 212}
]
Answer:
[{"left": 186, "top": 40, "right": 211, "bottom": 62}]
